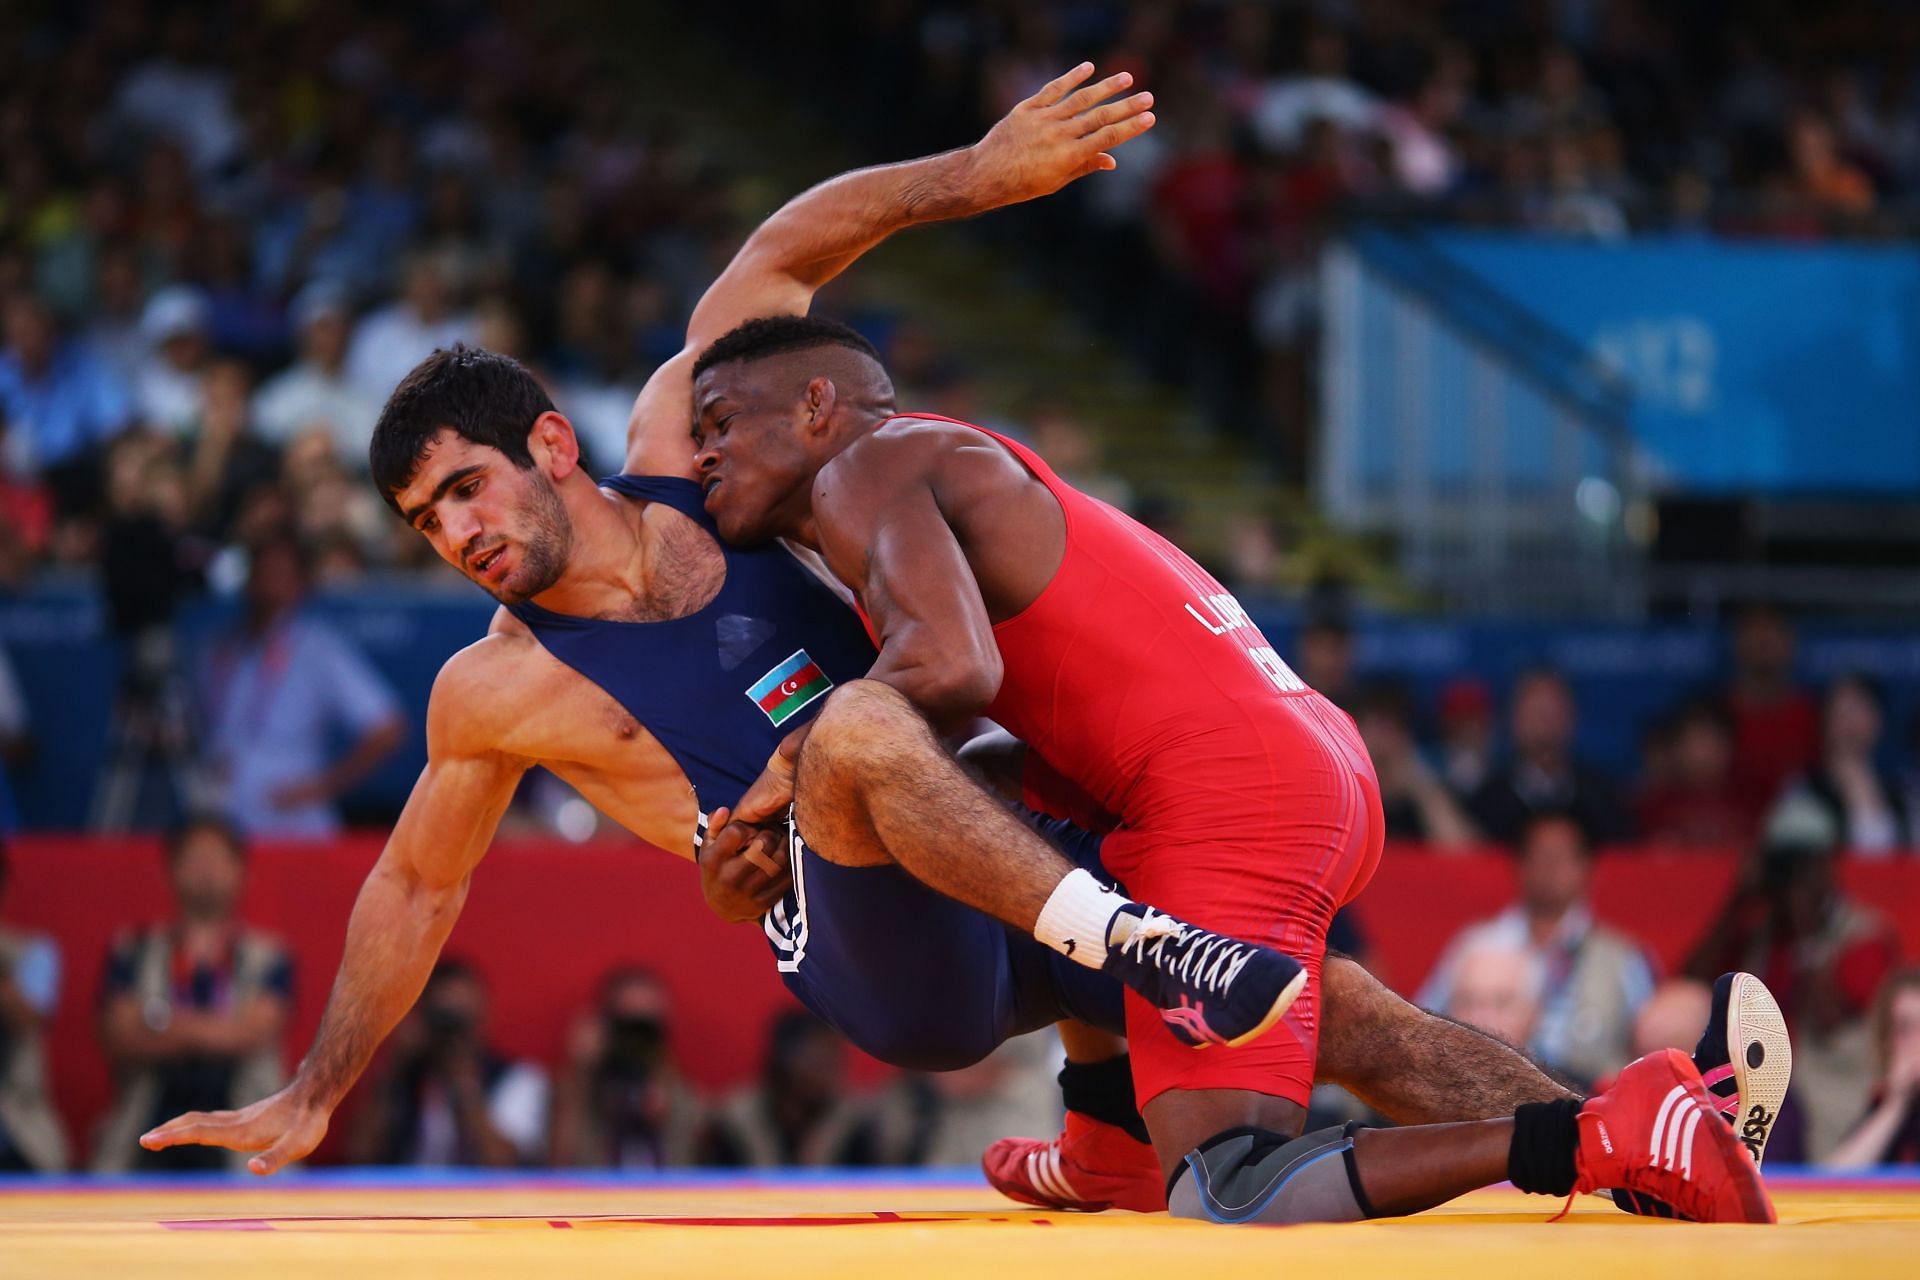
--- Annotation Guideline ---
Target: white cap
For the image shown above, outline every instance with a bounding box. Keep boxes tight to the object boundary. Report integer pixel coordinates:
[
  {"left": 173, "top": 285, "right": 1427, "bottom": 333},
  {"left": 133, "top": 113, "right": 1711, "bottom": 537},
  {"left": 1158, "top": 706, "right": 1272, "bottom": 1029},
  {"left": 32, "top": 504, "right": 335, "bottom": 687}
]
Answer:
[
  {"left": 291, "top": 279, "right": 352, "bottom": 329},
  {"left": 141, "top": 285, "right": 212, "bottom": 343}
]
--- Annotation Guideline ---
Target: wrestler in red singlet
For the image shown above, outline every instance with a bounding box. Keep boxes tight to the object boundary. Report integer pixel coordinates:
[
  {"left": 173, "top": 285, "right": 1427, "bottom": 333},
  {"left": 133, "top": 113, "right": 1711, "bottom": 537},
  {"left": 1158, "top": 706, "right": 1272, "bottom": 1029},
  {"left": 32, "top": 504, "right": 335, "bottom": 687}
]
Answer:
[{"left": 894, "top": 414, "right": 1385, "bottom": 1111}]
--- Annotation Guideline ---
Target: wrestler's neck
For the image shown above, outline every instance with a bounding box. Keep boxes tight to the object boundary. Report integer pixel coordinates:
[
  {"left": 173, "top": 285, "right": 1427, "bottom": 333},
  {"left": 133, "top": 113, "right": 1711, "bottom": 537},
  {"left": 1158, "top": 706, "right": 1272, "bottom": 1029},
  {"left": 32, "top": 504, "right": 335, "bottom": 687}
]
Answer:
[
  {"left": 775, "top": 410, "right": 885, "bottom": 549},
  {"left": 534, "top": 484, "right": 681, "bottom": 616}
]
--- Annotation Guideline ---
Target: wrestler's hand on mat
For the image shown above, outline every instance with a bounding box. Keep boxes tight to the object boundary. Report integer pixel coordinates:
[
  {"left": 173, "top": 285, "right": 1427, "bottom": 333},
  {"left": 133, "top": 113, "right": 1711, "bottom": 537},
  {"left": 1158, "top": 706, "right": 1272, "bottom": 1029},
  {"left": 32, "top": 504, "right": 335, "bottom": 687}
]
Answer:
[
  {"left": 138, "top": 1086, "right": 330, "bottom": 1176},
  {"left": 699, "top": 804, "right": 792, "bottom": 924},
  {"left": 967, "top": 61, "right": 1156, "bottom": 206}
]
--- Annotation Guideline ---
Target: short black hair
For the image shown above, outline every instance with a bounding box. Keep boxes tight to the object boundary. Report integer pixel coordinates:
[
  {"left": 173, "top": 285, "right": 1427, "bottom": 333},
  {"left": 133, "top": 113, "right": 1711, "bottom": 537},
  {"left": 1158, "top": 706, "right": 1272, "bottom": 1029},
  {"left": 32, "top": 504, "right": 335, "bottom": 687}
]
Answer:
[
  {"left": 691, "top": 315, "right": 881, "bottom": 380},
  {"left": 1518, "top": 809, "right": 1593, "bottom": 857},
  {"left": 370, "top": 344, "right": 554, "bottom": 512},
  {"left": 165, "top": 813, "right": 248, "bottom": 866},
  {"left": 430, "top": 956, "right": 483, "bottom": 988}
]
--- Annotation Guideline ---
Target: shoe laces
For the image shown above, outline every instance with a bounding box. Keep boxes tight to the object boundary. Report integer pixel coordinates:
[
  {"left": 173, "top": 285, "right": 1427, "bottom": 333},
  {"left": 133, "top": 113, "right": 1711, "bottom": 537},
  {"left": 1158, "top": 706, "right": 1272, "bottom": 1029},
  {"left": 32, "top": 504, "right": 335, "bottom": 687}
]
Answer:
[{"left": 1117, "top": 909, "right": 1256, "bottom": 996}]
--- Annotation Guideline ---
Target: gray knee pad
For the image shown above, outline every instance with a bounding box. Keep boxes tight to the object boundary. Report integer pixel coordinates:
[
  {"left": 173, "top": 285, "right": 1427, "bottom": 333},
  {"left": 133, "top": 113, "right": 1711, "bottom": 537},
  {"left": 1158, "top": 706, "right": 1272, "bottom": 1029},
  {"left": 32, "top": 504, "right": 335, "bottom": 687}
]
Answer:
[{"left": 1167, "top": 1123, "right": 1376, "bottom": 1225}]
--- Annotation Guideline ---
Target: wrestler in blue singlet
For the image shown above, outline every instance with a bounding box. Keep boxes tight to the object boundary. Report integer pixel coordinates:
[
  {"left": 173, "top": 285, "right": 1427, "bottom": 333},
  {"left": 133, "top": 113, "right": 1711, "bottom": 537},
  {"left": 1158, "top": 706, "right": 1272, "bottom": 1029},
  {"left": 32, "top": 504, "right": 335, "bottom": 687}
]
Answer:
[{"left": 506, "top": 474, "right": 1122, "bottom": 1069}]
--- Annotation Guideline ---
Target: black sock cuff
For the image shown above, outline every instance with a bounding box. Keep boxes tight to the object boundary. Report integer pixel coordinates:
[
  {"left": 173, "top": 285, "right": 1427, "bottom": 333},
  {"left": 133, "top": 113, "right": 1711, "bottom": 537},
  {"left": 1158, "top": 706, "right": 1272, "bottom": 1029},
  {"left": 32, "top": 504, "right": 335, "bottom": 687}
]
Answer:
[
  {"left": 1340, "top": 1120, "right": 1380, "bottom": 1219},
  {"left": 1508, "top": 1098, "right": 1581, "bottom": 1197},
  {"left": 1058, "top": 1054, "right": 1150, "bottom": 1144}
]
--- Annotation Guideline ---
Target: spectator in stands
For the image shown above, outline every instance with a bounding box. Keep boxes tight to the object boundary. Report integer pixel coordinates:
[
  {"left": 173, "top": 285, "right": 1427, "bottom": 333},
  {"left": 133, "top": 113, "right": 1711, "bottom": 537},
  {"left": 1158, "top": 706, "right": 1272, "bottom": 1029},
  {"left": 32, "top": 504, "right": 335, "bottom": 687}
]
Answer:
[
  {"left": 347, "top": 959, "right": 549, "bottom": 1167},
  {"left": 97, "top": 816, "right": 291, "bottom": 1171},
  {"left": 548, "top": 967, "right": 702, "bottom": 1169},
  {"left": 185, "top": 359, "right": 279, "bottom": 538},
  {"left": 1725, "top": 604, "right": 1819, "bottom": 809},
  {"left": 704, "top": 1011, "right": 881, "bottom": 1167},
  {"left": 1419, "top": 812, "right": 1655, "bottom": 1087},
  {"left": 1687, "top": 795, "right": 1902, "bottom": 1157},
  {"left": 1435, "top": 677, "right": 1495, "bottom": 798},
  {"left": 1026, "top": 399, "right": 1134, "bottom": 515},
  {"left": 872, "top": 1034, "right": 1063, "bottom": 1167},
  {"left": 1436, "top": 937, "right": 1544, "bottom": 1052},
  {"left": 1294, "top": 611, "right": 1358, "bottom": 711},
  {"left": 1352, "top": 679, "right": 1478, "bottom": 847},
  {"left": 0, "top": 291, "right": 133, "bottom": 507},
  {"left": 1636, "top": 698, "right": 1755, "bottom": 847},
  {"left": 194, "top": 531, "right": 403, "bottom": 838},
  {"left": 0, "top": 646, "right": 29, "bottom": 833},
  {"left": 133, "top": 285, "right": 213, "bottom": 436},
  {"left": 346, "top": 249, "right": 477, "bottom": 403},
  {"left": 1825, "top": 968, "right": 1920, "bottom": 1167},
  {"left": 1632, "top": 979, "right": 1712, "bottom": 1059},
  {"left": 84, "top": 245, "right": 154, "bottom": 388},
  {"left": 0, "top": 842, "right": 68, "bottom": 1171},
  {"left": 1468, "top": 667, "right": 1633, "bottom": 844},
  {"left": 1787, "top": 110, "right": 1876, "bottom": 216},
  {"left": 1773, "top": 674, "right": 1914, "bottom": 856},
  {"left": 252, "top": 281, "right": 382, "bottom": 466}
]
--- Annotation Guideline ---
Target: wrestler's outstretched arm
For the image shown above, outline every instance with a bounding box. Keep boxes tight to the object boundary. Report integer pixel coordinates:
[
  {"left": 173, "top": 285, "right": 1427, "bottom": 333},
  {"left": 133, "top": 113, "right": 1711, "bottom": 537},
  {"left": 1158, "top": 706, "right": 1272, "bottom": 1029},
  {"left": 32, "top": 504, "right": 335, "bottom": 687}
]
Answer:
[
  {"left": 137, "top": 649, "right": 531, "bottom": 1174},
  {"left": 623, "top": 62, "right": 1155, "bottom": 476}
]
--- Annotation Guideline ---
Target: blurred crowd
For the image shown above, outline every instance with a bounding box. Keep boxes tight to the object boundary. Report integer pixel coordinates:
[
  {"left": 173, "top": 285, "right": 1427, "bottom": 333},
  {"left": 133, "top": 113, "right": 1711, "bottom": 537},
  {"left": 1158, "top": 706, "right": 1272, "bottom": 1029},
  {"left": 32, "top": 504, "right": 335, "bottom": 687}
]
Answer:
[
  {"left": 0, "top": 0, "right": 746, "bottom": 594},
  {"left": 1322, "top": 603, "right": 1919, "bottom": 856},
  {"left": 733, "top": 0, "right": 1920, "bottom": 472}
]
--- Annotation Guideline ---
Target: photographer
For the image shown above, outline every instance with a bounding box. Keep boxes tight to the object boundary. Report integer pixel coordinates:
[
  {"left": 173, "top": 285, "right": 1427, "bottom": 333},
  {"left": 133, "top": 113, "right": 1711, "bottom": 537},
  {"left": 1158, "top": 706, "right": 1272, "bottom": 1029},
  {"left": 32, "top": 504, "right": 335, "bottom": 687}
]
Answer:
[
  {"left": 0, "top": 842, "right": 68, "bottom": 1171},
  {"left": 345, "top": 959, "right": 547, "bottom": 1167},
  {"left": 94, "top": 817, "right": 291, "bottom": 1171},
  {"left": 548, "top": 968, "right": 702, "bottom": 1169},
  {"left": 1688, "top": 796, "right": 1901, "bottom": 1158}
]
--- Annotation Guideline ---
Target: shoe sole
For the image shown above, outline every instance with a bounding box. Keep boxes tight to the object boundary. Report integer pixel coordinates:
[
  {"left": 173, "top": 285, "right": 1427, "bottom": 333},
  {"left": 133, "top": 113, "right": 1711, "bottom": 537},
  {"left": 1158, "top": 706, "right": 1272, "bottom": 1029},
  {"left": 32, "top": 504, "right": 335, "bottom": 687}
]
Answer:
[
  {"left": 1682, "top": 1079, "right": 1779, "bottom": 1224},
  {"left": 1212, "top": 965, "right": 1309, "bottom": 1050},
  {"left": 1726, "top": 972, "right": 1793, "bottom": 1166}
]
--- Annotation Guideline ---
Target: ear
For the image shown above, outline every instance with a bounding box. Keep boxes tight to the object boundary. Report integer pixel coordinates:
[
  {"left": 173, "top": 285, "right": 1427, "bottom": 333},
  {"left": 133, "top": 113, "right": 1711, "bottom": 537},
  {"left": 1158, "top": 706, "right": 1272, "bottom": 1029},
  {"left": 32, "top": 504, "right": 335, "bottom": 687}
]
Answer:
[
  {"left": 530, "top": 410, "right": 581, "bottom": 479},
  {"left": 804, "top": 376, "right": 839, "bottom": 438}
]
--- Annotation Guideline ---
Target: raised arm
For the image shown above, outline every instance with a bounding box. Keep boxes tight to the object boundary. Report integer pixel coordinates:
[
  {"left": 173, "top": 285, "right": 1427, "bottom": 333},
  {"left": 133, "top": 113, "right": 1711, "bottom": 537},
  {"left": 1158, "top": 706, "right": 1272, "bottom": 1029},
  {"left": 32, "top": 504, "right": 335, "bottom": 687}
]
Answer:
[
  {"left": 138, "top": 649, "right": 529, "bottom": 1175},
  {"left": 624, "top": 63, "right": 1154, "bottom": 475}
]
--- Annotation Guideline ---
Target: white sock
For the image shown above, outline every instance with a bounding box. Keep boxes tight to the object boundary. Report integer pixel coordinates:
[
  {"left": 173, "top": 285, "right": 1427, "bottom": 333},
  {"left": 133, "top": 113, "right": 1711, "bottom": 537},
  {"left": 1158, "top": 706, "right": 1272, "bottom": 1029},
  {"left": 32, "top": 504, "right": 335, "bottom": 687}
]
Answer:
[{"left": 1034, "top": 869, "right": 1130, "bottom": 969}]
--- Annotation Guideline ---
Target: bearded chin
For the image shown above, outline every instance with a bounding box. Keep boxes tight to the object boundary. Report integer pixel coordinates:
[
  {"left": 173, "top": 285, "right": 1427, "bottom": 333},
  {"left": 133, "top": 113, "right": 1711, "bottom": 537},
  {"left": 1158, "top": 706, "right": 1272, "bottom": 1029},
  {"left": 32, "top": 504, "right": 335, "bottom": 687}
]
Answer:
[{"left": 493, "top": 482, "right": 574, "bottom": 603}]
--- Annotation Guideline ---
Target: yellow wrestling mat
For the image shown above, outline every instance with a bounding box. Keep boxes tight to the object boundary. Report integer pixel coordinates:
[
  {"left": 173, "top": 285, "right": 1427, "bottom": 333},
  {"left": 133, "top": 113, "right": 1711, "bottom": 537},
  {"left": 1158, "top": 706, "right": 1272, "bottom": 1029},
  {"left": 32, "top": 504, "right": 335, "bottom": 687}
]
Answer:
[{"left": 3, "top": 1171, "right": 1915, "bottom": 1279}]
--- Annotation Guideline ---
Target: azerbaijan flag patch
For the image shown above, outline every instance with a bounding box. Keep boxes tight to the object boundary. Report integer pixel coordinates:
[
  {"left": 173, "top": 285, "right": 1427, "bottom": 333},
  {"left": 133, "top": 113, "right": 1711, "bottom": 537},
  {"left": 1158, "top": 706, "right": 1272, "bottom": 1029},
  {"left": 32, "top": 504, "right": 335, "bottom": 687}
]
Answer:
[{"left": 747, "top": 649, "right": 833, "bottom": 726}]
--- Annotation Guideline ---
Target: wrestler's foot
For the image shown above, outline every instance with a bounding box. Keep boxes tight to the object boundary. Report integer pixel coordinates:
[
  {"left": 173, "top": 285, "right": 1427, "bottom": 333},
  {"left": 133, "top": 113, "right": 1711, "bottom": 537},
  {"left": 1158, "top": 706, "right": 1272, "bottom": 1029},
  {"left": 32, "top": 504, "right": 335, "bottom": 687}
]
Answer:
[
  {"left": 1101, "top": 905, "right": 1306, "bottom": 1048},
  {"left": 1612, "top": 971, "right": 1791, "bottom": 1217},
  {"left": 983, "top": 1112, "right": 1167, "bottom": 1213},
  {"left": 1575, "top": 1049, "right": 1775, "bottom": 1224}
]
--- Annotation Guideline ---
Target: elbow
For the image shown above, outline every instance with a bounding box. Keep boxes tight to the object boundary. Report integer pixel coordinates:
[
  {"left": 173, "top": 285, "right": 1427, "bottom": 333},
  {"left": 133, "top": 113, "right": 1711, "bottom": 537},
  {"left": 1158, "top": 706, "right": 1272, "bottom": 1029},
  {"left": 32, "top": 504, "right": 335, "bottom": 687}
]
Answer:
[{"left": 916, "top": 651, "right": 1002, "bottom": 728}]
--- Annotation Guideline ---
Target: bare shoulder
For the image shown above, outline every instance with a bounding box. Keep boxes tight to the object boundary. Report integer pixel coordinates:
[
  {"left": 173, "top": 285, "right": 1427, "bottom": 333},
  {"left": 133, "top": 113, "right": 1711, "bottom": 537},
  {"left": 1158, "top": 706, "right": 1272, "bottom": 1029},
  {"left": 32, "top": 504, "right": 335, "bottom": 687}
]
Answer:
[
  {"left": 816, "top": 417, "right": 994, "bottom": 506},
  {"left": 426, "top": 618, "right": 551, "bottom": 757}
]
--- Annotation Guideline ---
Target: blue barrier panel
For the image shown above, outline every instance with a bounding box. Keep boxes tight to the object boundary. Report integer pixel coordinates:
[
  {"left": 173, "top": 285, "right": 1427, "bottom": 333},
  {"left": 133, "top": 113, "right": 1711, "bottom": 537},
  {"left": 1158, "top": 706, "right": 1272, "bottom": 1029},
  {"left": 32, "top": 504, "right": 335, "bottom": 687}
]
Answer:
[
  {"left": 1425, "top": 231, "right": 1920, "bottom": 495},
  {"left": 5, "top": 587, "right": 1917, "bottom": 831}
]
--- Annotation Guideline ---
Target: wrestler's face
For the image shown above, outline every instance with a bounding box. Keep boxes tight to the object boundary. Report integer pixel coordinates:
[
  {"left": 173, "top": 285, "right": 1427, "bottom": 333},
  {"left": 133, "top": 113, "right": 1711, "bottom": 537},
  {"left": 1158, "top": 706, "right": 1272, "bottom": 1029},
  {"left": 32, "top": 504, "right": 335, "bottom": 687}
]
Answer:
[
  {"left": 396, "top": 430, "right": 574, "bottom": 604},
  {"left": 691, "top": 361, "right": 818, "bottom": 546}
]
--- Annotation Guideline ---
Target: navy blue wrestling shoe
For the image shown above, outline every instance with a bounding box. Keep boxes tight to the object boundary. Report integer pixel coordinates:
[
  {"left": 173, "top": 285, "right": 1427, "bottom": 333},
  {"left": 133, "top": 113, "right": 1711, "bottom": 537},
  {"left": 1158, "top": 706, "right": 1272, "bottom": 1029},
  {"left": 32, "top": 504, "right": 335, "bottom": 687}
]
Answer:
[
  {"left": 1101, "top": 905, "right": 1307, "bottom": 1049},
  {"left": 1612, "top": 971, "right": 1792, "bottom": 1217}
]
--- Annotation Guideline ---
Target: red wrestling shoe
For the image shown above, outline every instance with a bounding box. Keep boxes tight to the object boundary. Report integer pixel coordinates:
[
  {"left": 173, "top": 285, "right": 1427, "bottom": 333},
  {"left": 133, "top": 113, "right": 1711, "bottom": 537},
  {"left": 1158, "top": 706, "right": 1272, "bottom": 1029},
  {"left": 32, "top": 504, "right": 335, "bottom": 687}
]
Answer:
[
  {"left": 1573, "top": 1048, "right": 1776, "bottom": 1224},
  {"left": 983, "top": 1111, "right": 1167, "bottom": 1213}
]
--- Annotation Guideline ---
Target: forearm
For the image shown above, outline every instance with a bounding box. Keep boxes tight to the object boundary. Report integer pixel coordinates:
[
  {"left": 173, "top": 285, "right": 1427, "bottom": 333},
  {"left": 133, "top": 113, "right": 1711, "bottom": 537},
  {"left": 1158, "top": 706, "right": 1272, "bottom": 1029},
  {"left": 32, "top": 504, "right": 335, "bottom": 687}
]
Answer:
[
  {"left": 321, "top": 718, "right": 405, "bottom": 799},
  {"left": 288, "top": 859, "right": 468, "bottom": 1110},
  {"left": 742, "top": 148, "right": 990, "bottom": 286},
  {"left": 865, "top": 649, "right": 996, "bottom": 735},
  {"left": 1823, "top": 1098, "right": 1910, "bottom": 1168}
]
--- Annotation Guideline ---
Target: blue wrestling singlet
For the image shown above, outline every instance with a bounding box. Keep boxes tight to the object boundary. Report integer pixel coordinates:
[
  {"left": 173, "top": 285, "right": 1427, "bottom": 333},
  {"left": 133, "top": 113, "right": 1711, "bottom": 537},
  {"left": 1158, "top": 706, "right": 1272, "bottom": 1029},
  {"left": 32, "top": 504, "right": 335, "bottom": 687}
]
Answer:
[{"left": 505, "top": 475, "right": 1122, "bottom": 1068}]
